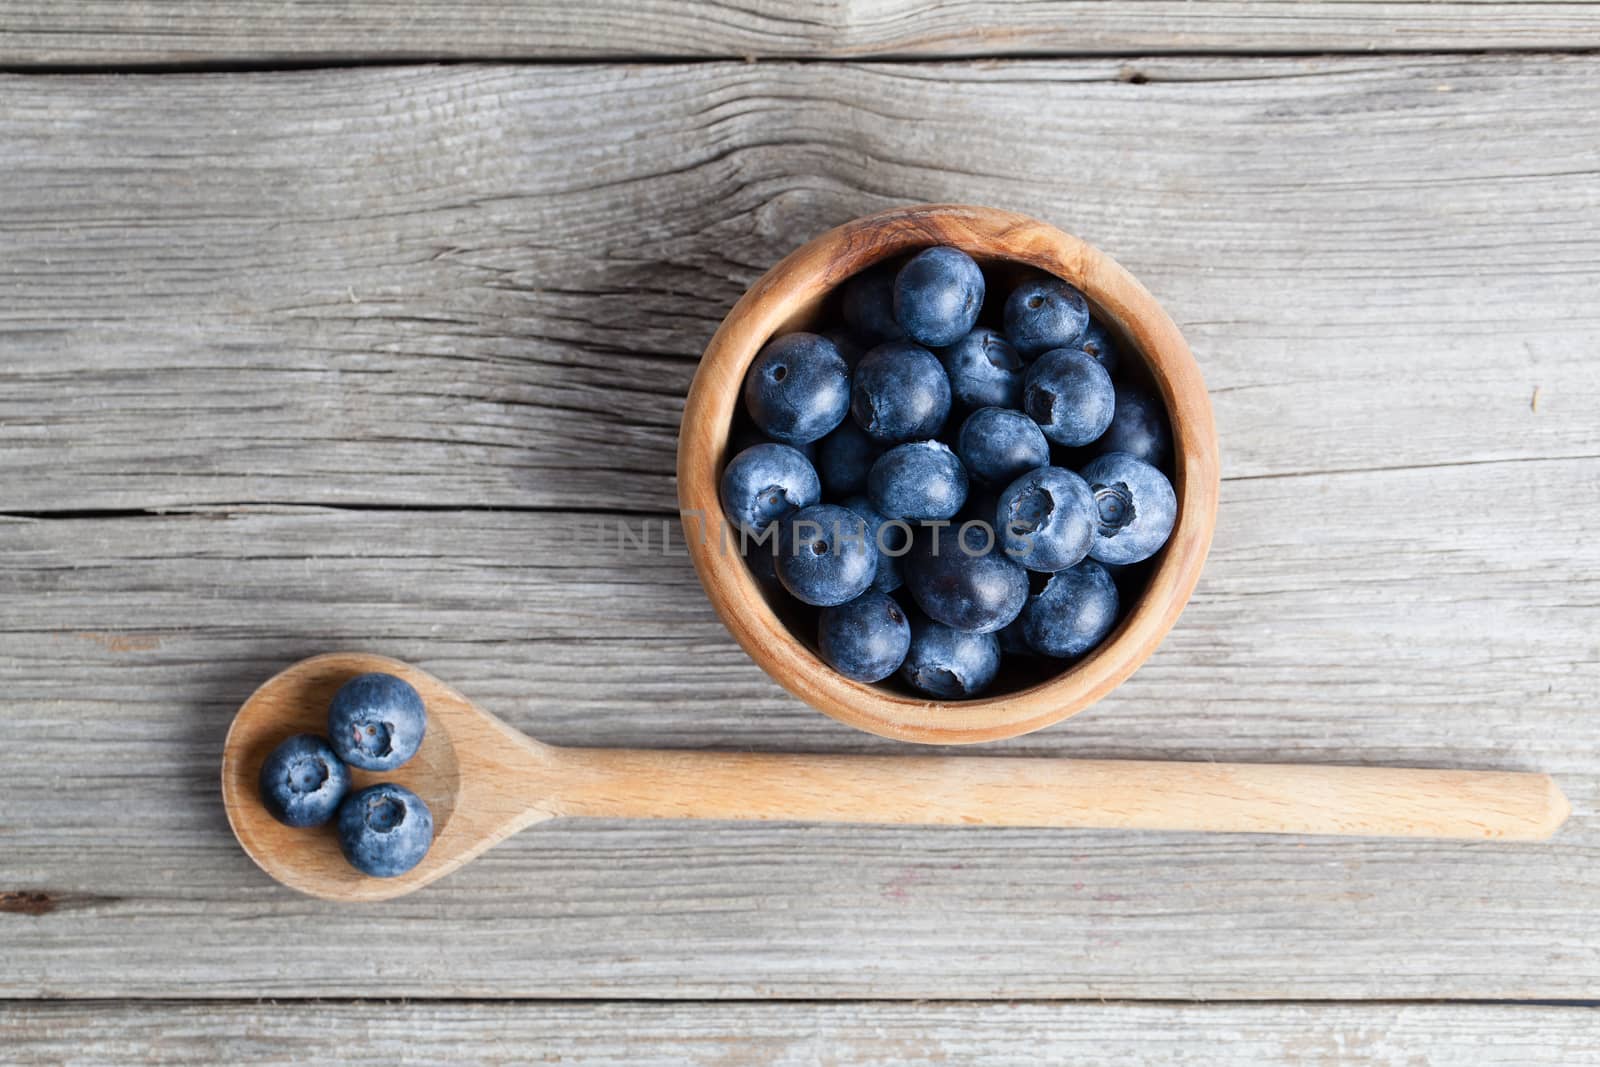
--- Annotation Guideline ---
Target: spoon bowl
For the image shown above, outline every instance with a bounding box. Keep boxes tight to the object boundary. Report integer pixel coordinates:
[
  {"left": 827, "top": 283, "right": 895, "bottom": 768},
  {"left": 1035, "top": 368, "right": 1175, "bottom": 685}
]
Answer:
[
  {"left": 223, "top": 653, "right": 560, "bottom": 902},
  {"left": 223, "top": 653, "right": 1570, "bottom": 902}
]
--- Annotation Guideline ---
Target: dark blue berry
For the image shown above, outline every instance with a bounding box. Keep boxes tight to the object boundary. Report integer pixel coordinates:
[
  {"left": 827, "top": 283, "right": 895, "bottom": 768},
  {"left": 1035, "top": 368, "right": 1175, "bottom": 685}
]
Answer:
[
  {"left": 841, "top": 494, "right": 908, "bottom": 593},
  {"left": 816, "top": 419, "right": 881, "bottom": 498},
  {"left": 937, "top": 327, "right": 1024, "bottom": 410},
  {"left": 742, "top": 332, "right": 850, "bottom": 445},
  {"left": 818, "top": 590, "right": 912, "bottom": 682},
  {"left": 258, "top": 734, "right": 350, "bottom": 828},
  {"left": 900, "top": 616, "right": 1001, "bottom": 699},
  {"left": 894, "top": 246, "right": 984, "bottom": 348},
  {"left": 336, "top": 783, "right": 434, "bottom": 878},
  {"left": 867, "top": 440, "right": 968, "bottom": 522},
  {"left": 720, "top": 443, "right": 821, "bottom": 534},
  {"left": 328, "top": 673, "right": 426, "bottom": 773},
  {"left": 1078, "top": 452, "right": 1177, "bottom": 565},
  {"left": 996, "top": 465, "right": 1097, "bottom": 573},
  {"left": 1023, "top": 347, "right": 1115, "bottom": 447},
  {"left": 775, "top": 503, "right": 879, "bottom": 607},
  {"left": 1021, "top": 559, "right": 1120, "bottom": 658},
  {"left": 904, "top": 523, "right": 1029, "bottom": 634},
  {"left": 841, "top": 265, "right": 906, "bottom": 344},
  {"left": 956, "top": 407, "right": 1050, "bottom": 488},
  {"left": 1100, "top": 382, "right": 1173, "bottom": 470},
  {"left": 1004, "top": 276, "right": 1090, "bottom": 358},
  {"left": 1078, "top": 317, "right": 1120, "bottom": 375},
  {"left": 851, "top": 341, "right": 951, "bottom": 444}
]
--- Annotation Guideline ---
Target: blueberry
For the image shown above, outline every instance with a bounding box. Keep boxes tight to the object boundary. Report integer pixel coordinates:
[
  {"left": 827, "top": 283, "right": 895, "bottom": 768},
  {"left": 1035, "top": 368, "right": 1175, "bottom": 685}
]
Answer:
[
  {"left": 900, "top": 616, "right": 1002, "bottom": 699},
  {"left": 775, "top": 503, "right": 879, "bottom": 607},
  {"left": 328, "top": 673, "right": 427, "bottom": 773},
  {"left": 336, "top": 783, "right": 434, "bottom": 878},
  {"left": 1023, "top": 347, "right": 1115, "bottom": 447},
  {"left": 904, "top": 523, "right": 1029, "bottom": 634},
  {"left": 937, "top": 328, "right": 1024, "bottom": 410},
  {"left": 258, "top": 734, "right": 351, "bottom": 828},
  {"left": 1078, "top": 451, "right": 1177, "bottom": 565},
  {"left": 742, "top": 332, "right": 850, "bottom": 446},
  {"left": 816, "top": 419, "right": 881, "bottom": 498},
  {"left": 1004, "top": 276, "right": 1090, "bottom": 358},
  {"left": 841, "top": 494, "right": 908, "bottom": 593},
  {"left": 894, "top": 246, "right": 985, "bottom": 348},
  {"left": 867, "top": 440, "right": 968, "bottom": 522},
  {"left": 995, "top": 465, "right": 1097, "bottom": 573},
  {"left": 818, "top": 590, "right": 912, "bottom": 682},
  {"left": 851, "top": 341, "right": 951, "bottom": 444},
  {"left": 1100, "top": 382, "right": 1173, "bottom": 470},
  {"left": 1021, "top": 559, "right": 1120, "bottom": 658},
  {"left": 841, "top": 265, "right": 906, "bottom": 344},
  {"left": 719, "top": 442, "right": 821, "bottom": 534},
  {"left": 956, "top": 407, "right": 1050, "bottom": 488},
  {"left": 1078, "top": 317, "right": 1121, "bottom": 375}
]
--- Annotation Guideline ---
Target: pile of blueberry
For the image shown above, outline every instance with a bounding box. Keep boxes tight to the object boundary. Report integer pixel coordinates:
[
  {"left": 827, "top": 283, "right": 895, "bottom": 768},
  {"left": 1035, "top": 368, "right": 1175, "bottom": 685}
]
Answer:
[
  {"left": 719, "top": 246, "right": 1175, "bottom": 700},
  {"left": 258, "top": 673, "right": 436, "bottom": 877}
]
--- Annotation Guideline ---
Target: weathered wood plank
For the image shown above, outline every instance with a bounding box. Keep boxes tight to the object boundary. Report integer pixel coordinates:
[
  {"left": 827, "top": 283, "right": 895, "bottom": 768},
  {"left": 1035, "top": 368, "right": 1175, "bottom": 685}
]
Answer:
[
  {"left": 4, "top": 57, "right": 1600, "bottom": 514},
  {"left": 3, "top": 0, "right": 1600, "bottom": 64},
  {"left": 4, "top": 56, "right": 1600, "bottom": 1004},
  {"left": 1, "top": 471, "right": 1596, "bottom": 997},
  {"left": 3, "top": 1001, "right": 1597, "bottom": 1065}
]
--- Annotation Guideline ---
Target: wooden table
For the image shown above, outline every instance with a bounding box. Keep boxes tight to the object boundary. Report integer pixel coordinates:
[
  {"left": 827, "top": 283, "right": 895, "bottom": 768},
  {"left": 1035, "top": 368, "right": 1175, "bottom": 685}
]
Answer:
[{"left": 4, "top": 4, "right": 1599, "bottom": 1062}]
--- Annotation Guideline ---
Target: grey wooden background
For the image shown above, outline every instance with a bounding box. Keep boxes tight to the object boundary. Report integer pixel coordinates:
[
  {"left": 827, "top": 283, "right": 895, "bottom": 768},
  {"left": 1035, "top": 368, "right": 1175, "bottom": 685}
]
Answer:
[{"left": 3, "top": 3, "right": 1600, "bottom": 1064}]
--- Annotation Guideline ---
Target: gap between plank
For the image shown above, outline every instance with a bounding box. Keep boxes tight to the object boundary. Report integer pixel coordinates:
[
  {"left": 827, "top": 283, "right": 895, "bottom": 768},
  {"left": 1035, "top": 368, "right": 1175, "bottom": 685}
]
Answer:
[
  {"left": 4, "top": 46, "right": 1600, "bottom": 77},
  {"left": 0, "top": 996, "right": 1595, "bottom": 1008}
]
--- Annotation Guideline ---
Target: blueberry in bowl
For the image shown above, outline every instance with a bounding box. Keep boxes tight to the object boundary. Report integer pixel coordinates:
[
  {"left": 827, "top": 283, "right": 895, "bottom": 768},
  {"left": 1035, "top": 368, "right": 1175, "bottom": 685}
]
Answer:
[
  {"left": 995, "top": 465, "right": 1098, "bottom": 573},
  {"left": 851, "top": 340, "right": 951, "bottom": 444},
  {"left": 903, "top": 523, "right": 1028, "bottom": 635},
  {"left": 956, "top": 407, "right": 1049, "bottom": 489},
  {"left": 818, "top": 590, "right": 913, "bottom": 683},
  {"left": 720, "top": 442, "right": 821, "bottom": 534},
  {"left": 680, "top": 204, "right": 1218, "bottom": 743},
  {"left": 867, "top": 440, "right": 969, "bottom": 522},
  {"left": 774, "top": 503, "right": 880, "bottom": 607},
  {"left": 1023, "top": 347, "right": 1115, "bottom": 447},
  {"left": 742, "top": 331, "right": 851, "bottom": 446}
]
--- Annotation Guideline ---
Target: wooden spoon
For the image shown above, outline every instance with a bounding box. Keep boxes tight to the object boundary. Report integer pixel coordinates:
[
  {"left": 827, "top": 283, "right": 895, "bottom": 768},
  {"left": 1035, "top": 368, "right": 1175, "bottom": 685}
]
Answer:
[{"left": 222, "top": 653, "right": 1570, "bottom": 901}]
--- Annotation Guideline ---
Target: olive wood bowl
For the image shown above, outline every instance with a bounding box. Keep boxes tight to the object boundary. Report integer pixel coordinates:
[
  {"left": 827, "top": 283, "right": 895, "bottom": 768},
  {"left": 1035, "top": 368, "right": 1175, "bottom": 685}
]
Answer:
[{"left": 677, "top": 204, "right": 1219, "bottom": 744}]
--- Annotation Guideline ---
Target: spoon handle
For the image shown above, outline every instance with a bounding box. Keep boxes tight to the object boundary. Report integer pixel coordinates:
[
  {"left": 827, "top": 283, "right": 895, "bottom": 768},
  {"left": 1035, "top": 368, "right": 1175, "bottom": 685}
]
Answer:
[{"left": 546, "top": 749, "right": 1568, "bottom": 840}]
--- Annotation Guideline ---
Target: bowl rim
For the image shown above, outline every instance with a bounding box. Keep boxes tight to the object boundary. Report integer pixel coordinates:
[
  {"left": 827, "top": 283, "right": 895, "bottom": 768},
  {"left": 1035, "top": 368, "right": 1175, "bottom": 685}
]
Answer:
[{"left": 677, "top": 203, "right": 1220, "bottom": 744}]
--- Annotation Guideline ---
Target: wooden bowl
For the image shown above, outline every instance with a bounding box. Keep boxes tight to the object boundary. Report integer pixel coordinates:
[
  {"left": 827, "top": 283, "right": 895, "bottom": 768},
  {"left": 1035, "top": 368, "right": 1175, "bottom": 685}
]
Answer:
[{"left": 677, "top": 204, "right": 1219, "bottom": 744}]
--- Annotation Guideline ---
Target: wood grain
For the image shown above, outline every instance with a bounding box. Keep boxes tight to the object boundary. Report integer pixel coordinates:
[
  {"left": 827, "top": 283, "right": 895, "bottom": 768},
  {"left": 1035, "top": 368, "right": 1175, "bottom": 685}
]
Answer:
[
  {"left": 4, "top": 54, "right": 1600, "bottom": 1006},
  {"left": 3, "top": 57, "right": 1599, "bottom": 514},
  {"left": 3, "top": 0, "right": 1600, "bottom": 64},
  {"left": 1, "top": 497, "right": 1596, "bottom": 997},
  {"left": 3, "top": 1001, "right": 1598, "bottom": 1065}
]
